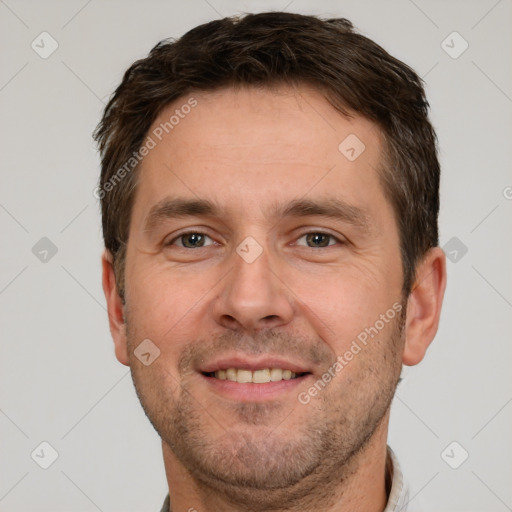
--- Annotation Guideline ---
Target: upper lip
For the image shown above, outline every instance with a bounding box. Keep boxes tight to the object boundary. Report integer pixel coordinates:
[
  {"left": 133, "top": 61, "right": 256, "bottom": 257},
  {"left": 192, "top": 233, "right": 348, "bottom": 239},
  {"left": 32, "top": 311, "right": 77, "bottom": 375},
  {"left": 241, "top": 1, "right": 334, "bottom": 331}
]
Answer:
[{"left": 198, "top": 355, "right": 312, "bottom": 374}]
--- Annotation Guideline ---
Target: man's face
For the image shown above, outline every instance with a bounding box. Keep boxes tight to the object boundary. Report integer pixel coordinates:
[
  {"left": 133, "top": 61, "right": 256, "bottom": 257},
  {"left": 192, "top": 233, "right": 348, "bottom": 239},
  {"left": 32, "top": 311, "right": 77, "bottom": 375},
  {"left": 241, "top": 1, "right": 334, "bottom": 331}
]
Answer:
[{"left": 120, "top": 85, "right": 406, "bottom": 496}]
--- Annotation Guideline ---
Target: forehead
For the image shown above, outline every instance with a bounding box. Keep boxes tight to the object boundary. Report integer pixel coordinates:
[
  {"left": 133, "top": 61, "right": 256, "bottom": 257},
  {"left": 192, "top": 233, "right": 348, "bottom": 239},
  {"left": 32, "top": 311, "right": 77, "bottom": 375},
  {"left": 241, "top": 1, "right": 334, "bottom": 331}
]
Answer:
[
  {"left": 149, "top": 84, "right": 381, "bottom": 160},
  {"left": 131, "top": 84, "right": 390, "bottom": 229}
]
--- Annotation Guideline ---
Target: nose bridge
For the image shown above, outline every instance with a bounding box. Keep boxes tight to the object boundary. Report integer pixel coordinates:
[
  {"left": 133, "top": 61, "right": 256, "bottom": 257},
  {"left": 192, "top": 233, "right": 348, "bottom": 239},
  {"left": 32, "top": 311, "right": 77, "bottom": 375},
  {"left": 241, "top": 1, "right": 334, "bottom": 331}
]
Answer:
[{"left": 213, "top": 235, "right": 294, "bottom": 332}]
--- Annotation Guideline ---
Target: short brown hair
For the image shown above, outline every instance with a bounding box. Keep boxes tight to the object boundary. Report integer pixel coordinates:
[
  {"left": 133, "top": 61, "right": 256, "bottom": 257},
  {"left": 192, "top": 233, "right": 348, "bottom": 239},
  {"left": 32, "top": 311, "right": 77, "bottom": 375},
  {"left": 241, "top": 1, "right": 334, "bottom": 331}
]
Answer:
[{"left": 94, "top": 11, "right": 440, "bottom": 302}]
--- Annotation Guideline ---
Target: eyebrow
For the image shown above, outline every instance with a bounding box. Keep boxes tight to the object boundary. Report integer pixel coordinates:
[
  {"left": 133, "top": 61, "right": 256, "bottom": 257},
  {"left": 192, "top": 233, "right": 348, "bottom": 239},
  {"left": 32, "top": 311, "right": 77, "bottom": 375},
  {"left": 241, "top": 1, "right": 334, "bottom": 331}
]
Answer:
[{"left": 143, "top": 196, "right": 371, "bottom": 233}]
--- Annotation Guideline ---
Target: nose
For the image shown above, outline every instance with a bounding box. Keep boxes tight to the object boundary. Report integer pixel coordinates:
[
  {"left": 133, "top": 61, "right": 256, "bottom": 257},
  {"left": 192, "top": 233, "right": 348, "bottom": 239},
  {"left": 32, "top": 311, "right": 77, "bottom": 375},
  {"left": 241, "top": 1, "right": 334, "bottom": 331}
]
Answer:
[{"left": 212, "top": 242, "right": 294, "bottom": 333}]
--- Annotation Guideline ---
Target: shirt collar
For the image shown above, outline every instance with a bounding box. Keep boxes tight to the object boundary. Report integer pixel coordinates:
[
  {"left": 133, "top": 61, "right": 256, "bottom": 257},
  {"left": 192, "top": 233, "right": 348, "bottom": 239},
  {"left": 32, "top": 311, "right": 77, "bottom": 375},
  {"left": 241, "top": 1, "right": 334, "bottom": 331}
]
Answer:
[
  {"left": 383, "top": 445, "right": 411, "bottom": 512},
  {"left": 160, "top": 445, "right": 410, "bottom": 512}
]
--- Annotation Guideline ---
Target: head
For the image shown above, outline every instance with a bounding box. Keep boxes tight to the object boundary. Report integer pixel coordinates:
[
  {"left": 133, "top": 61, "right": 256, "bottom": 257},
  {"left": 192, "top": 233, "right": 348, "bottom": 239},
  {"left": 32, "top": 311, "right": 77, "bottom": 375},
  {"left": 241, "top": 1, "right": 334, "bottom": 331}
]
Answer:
[{"left": 97, "top": 12, "right": 446, "bottom": 507}]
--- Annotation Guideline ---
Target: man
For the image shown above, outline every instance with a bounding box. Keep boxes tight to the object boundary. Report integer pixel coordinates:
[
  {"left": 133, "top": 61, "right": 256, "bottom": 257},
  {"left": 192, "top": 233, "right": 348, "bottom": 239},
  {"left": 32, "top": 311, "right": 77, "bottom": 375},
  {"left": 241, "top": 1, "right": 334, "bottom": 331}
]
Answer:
[{"left": 95, "top": 11, "right": 446, "bottom": 512}]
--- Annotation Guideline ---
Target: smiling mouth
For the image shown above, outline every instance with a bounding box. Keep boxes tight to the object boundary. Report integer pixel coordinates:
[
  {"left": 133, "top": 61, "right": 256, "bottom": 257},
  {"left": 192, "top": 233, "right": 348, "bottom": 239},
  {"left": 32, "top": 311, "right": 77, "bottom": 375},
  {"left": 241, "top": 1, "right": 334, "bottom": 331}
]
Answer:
[{"left": 202, "top": 368, "right": 310, "bottom": 383}]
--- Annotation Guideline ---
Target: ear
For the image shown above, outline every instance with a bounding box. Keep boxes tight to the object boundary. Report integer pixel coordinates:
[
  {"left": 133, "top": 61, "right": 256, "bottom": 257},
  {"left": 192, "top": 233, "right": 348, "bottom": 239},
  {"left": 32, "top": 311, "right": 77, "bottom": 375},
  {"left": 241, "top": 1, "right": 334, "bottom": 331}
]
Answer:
[
  {"left": 402, "top": 246, "right": 447, "bottom": 366},
  {"left": 101, "top": 249, "right": 129, "bottom": 366}
]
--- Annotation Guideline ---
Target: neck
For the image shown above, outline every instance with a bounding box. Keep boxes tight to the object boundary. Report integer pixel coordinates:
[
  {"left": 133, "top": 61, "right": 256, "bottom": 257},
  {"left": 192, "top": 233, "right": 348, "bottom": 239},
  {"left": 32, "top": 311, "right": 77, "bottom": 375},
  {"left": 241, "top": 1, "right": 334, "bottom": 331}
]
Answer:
[{"left": 162, "top": 410, "right": 391, "bottom": 512}]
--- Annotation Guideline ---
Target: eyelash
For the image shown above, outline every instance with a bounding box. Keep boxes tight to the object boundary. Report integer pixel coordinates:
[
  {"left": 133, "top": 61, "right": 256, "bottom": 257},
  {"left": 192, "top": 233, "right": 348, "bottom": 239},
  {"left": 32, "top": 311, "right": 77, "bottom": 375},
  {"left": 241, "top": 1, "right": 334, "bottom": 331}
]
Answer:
[{"left": 166, "top": 230, "right": 344, "bottom": 248}]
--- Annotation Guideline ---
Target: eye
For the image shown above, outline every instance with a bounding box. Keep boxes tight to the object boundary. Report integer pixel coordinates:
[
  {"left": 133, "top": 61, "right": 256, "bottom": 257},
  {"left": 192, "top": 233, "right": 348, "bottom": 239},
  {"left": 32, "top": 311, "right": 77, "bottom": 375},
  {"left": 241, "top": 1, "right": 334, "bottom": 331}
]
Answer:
[
  {"left": 295, "top": 232, "right": 342, "bottom": 248},
  {"left": 167, "top": 231, "right": 215, "bottom": 249}
]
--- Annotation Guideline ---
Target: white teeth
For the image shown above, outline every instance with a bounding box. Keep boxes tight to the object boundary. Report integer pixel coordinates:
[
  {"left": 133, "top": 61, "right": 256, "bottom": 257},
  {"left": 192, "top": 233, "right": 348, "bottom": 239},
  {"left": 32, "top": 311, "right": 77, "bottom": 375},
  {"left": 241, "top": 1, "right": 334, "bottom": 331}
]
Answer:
[
  {"left": 226, "top": 368, "right": 237, "bottom": 381},
  {"left": 237, "top": 369, "right": 253, "bottom": 383},
  {"left": 270, "top": 368, "right": 283, "bottom": 381},
  {"left": 213, "top": 368, "right": 300, "bottom": 383},
  {"left": 253, "top": 369, "right": 271, "bottom": 383}
]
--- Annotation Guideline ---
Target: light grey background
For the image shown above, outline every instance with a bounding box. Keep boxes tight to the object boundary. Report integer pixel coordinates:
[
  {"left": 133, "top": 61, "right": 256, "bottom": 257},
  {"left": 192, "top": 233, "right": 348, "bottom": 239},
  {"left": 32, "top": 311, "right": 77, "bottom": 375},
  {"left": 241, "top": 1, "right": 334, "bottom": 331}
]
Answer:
[{"left": 1, "top": 0, "right": 511, "bottom": 511}]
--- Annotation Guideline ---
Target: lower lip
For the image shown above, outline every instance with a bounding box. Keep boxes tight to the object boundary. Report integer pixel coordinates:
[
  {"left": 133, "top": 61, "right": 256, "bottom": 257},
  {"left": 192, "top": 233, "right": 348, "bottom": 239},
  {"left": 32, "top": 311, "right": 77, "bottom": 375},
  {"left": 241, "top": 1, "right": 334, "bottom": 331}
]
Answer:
[{"left": 200, "top": 373, "right": 311, "bottom": 402}]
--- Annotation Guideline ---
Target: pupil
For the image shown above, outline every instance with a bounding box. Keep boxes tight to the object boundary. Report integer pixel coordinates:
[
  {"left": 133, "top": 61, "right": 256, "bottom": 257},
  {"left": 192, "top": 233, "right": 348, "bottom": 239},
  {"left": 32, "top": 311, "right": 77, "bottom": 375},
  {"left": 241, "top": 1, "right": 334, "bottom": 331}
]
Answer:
[
  {"left": 184, "top": 233, "right": 204, "bottom": 248},
  {"left": 307, "top": 233, "right": 329, "bottom": 247}
]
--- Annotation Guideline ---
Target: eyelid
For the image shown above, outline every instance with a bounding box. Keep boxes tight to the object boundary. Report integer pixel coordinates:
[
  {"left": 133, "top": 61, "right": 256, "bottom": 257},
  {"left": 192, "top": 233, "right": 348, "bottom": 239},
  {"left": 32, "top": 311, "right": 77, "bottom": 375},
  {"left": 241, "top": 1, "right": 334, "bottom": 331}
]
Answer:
[
  {"left": 165, "top": 229, "right": 217, "bottom": 247},
  {"left": 292, "top": 229, "right": 346, "bottom": 246},
  {"left": 164, "top": 228, "right": 346, "bottom": 248}
]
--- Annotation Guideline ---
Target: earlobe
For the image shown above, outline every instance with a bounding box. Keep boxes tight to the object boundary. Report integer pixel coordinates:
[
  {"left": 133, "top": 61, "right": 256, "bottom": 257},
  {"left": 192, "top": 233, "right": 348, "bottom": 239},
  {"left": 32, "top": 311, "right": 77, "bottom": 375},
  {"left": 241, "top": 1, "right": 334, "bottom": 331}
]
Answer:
[
  {"left": 402, "top": 247, "right": 447, "bottom": 366},
  {"left": 101, "top": 250, "right": 130, "bottom": 366}
]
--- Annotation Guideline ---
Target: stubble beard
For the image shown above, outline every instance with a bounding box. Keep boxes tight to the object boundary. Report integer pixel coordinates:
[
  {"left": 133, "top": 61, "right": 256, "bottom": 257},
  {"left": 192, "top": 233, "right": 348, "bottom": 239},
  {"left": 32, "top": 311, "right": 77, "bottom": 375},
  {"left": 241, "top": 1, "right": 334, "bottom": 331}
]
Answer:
[{"left": 126, "top": 304, "right": 406, "bottom": 510}]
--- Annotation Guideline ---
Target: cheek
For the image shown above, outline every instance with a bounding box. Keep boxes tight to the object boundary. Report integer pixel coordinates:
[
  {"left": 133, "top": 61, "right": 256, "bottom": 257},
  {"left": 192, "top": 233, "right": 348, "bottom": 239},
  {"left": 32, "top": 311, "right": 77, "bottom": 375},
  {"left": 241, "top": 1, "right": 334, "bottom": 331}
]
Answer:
[
  {"left": 290, "top": 264, "right": 389, "bottom": 322},
  {"left": 286, "top": 264, "right": 402, "bottom": 372},
  {"left": 126, "top": 267, "right": 215, "bottom": 359}
]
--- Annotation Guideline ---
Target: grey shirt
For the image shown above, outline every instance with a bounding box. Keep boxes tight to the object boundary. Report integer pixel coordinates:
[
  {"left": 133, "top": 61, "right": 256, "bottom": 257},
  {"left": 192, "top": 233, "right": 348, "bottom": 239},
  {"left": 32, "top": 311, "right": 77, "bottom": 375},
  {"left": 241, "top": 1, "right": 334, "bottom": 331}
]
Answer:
[{"left": 159, "top": 446, "right": 414, "bottom": 512}]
